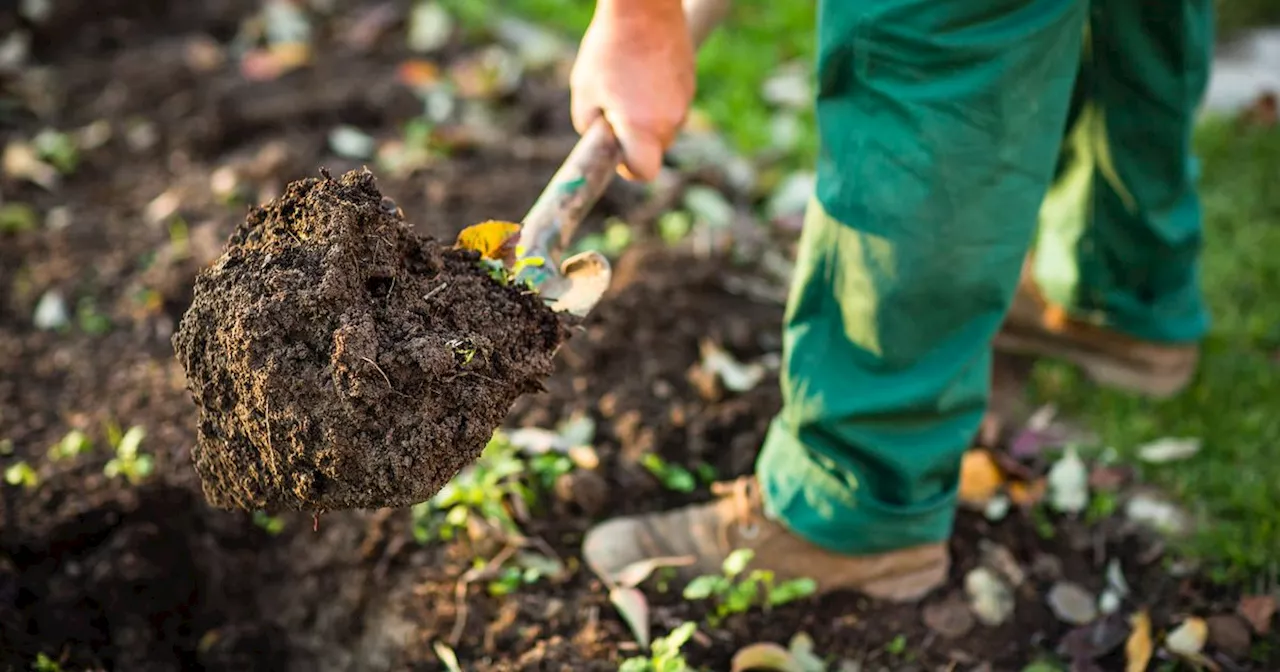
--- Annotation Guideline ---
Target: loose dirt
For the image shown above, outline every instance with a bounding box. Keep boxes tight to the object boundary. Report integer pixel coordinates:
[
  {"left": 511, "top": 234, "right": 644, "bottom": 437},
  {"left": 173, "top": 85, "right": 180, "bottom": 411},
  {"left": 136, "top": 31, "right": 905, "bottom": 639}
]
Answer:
[{"left": 173, "top": 168, "right": 571, "bottom": 512}]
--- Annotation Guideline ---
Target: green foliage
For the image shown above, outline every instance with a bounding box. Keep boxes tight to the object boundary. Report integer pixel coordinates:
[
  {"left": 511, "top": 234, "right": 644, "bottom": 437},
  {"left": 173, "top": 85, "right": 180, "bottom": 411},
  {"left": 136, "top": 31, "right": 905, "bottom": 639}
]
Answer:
[
  {"left": 76, "top": 297, "right": 112, "bottom": 335},
  {"left": 682, "top": 549, "right": 817, "bottom": 625},
  {"left": 253, "top": 511, "right": 285, "bottom": 535},
  {"left": 33, "top": 129, "right": 79, "bottom": 174},
  {"left": 47, "top": 430, "right": 92, "bottom": 461},
  {"left": 103, "top": 424, "right": 153, "bottom": 485},
  {"left": 0, "top": 203, "right": 39, "bottom": 233},
  {"left": 31, "top": 653, "right": 64, "bottom": 672},
  {"left": 618, "top": 622, "right": 698, "bottom": 672},
  {"left": 411, "top": 432, "right": 563, "bottom": 546},
  {"left": 640, "top": 453, "right": 696, "bottom": 493},
  {"left": 4, "top": 461, "right": 38, "bottom": 490}
]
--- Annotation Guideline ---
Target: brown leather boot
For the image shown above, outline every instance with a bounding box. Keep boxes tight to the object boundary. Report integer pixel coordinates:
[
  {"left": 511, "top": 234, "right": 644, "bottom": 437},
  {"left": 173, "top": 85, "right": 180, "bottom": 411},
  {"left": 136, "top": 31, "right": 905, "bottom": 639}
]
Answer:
[
  {"left": 993, "top": 270, "right": 1199, "bottom": 398},
  {"left": 582, "top": 477, "right": 949, "bottom": 603}
]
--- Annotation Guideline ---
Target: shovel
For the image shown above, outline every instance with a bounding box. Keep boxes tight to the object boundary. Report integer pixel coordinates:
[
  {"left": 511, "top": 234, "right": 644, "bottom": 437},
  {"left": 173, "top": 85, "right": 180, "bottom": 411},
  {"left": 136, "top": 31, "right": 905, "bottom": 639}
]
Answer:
[{"left": 512, "top": 0, "right": 731, "bottom": 316}]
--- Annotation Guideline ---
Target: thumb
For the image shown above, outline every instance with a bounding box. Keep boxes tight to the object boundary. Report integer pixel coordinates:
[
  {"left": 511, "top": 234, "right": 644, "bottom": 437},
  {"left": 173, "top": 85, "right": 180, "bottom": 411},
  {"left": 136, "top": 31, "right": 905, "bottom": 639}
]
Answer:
[
  {"left": 569, "top": 87, "right": 602, "bottom": 136},
  {"left": 605, "top": 113, "right": 665, "bottom": 183}
]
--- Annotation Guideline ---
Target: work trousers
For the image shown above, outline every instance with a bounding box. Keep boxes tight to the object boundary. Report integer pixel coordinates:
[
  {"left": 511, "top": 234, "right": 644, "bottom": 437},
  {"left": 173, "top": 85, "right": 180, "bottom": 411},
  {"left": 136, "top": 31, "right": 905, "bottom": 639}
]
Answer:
[{"left": 758, "top": 0, "right": 1213, "bottom": 553}]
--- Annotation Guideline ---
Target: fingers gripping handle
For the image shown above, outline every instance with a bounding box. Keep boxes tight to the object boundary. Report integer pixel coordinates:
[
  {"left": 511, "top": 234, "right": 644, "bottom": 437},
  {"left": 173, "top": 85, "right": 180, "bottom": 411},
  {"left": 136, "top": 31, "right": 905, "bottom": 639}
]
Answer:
[{"left": 518, "top": 0, "right": 731, "bottom": 260}]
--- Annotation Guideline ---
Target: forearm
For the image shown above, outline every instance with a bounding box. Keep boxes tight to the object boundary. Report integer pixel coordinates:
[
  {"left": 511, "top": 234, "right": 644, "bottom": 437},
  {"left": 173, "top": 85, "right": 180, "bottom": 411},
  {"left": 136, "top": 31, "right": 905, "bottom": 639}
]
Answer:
[{"left": 595, "top": 0, "right": 687, "bottom": 28}]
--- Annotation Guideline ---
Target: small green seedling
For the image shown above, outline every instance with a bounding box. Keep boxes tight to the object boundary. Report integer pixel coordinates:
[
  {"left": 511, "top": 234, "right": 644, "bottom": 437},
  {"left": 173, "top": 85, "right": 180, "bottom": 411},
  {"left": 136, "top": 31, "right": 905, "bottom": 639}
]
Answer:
[
  {"left": 411, "top": 433, "right": 534, "bottom": 545},
  {"left": 33, "top": 129, "right": 79, "bottom": 174},
  {"left": 486, "top": 552, "right": 565, "bottom": 596},
  {"left": 682, "top": 549, "right": 817, "bottom": 625},
  {"left": 446, "top": 338, "right": 478, "bottom": 366},
  {"left": 885, "top": 634, "right": 907, "bottom": 656},
  {"left": 48, "top": 429, "right": 92, "bottom": 461},
  {"left": 76, "top": 297, "right": 111, "bottom": 335},
  {"left": 103, "top": 424, "right": 153, "bottom": 485},
  {"left": 253, "top": 511, "right": 285, "bottom": 535},
  {"left": 32, "top": 653, "right": 64, "bottom": 672},
  {"left": 640, "top": 453, "right": 696, "bottom": 493},
  {"left": 4, "top": 461, "right": 38, "bottom": 490},
  {"left": 618, "top": 621, "right": 698, "bottom": 672},
  {"left": 528, "top": 451, "right": 574, "bottom": 492},
  {"left": 0, "top": 203, "right": 38, "bottom": 233}
]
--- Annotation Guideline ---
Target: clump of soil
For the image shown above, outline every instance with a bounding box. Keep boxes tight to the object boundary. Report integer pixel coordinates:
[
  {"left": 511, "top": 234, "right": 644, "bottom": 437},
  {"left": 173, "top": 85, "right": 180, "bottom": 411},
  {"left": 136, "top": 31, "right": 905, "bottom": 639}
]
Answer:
[{"left": 172, "top": 168, "right": 572, "bottom": 512}]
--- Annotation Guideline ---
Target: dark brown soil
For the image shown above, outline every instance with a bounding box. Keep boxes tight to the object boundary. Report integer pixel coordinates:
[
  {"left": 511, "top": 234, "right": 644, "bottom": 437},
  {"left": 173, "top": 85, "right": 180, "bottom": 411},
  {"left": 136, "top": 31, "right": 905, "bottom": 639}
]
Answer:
[
  {"left": 2, "top": 2, "right": 1276, "bottom": 672},
  {"left": 173, "top": 168, "right": 570, "bottom": 512}
]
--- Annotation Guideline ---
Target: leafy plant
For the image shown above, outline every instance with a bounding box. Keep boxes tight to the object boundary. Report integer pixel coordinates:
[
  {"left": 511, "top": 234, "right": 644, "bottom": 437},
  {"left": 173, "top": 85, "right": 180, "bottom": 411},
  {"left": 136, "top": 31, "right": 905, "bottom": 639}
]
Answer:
[
  {"left": 253, "top": 511, "right": 285, "bottom": 535},
  {"left": 4, "top": 461, "right": 38, "bottom": 490},
  {"left": 76, "top": 297, "right": 111, "bottom": 335},
  {"left": 411, "top": 433, "right": 540, "bottom": 545},
  {"left": 103, "top": 423, "right": 153, "bottom": 485},
  {"left": 32, "top": 653, "right": 64, "bottom": 672},
  {"left": 618, "top": 621, "right": 698, "bottom": 672},
  {"left": 682, "top": 549, "right": 817, "bottom": 625},
  {"left": 47, "top": 429, "right": 92, "bottom": 461},
  {"left": 33, "top": 129, "right": 79, "bottom": 174},
  {"left": 640, "top": 453, "right": 696, "bottom": 493}
]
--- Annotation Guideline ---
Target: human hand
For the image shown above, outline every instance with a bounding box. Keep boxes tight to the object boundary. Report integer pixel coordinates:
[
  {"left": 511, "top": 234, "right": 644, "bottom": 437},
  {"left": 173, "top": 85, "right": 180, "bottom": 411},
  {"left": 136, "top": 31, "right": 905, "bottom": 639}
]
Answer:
[{"left": 570, "top": 0, "right": 696, "bottom": 182}]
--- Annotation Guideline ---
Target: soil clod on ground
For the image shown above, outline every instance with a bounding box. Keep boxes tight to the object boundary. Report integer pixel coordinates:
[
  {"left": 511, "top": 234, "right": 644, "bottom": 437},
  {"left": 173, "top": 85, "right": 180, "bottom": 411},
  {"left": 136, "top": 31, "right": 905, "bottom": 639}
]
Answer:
[{"left": 172, "top": 168, "right": 571, "bottom": 512}]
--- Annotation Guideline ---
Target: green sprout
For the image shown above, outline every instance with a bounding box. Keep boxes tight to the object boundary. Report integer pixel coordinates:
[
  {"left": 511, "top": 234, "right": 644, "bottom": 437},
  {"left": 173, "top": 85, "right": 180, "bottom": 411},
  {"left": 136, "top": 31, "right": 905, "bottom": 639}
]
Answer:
[
  {"left": 48, "top": 429, "right": 92, "bottom": 461},
  {"left": 411, "top": 433, "right": 535, "bottom": 545},
  {"left": 618, "top": 622, "right": 698, "bottom": 672},
  {"left": 447, "top": 338, "right": 478, "bottom": 366},
  {"left": 0, "top": 203, "right": 38, "bottom": 233},
  {"left": 76, "top": 297, "right": 111, "bottom": 335},
  {"left": 253, "top": 511, "right": 285, "bottom": 535},
  {"left": 682, "top": 549, "right": 817, "bottom": 625},
  {"left": 640, "top": 453, "right": 697, "bottom": 493},
  {"left": 4, "top": 461, "right": 38, "bottom": 490},
  {"left": 103, "top": 424, "right": 153, "bottom": 485},
  {"left": 33, "top": 129, "right": 79, "bottom": 174},
  {"left": 32, "top": 653, "right": 64, "bottom": 672}
]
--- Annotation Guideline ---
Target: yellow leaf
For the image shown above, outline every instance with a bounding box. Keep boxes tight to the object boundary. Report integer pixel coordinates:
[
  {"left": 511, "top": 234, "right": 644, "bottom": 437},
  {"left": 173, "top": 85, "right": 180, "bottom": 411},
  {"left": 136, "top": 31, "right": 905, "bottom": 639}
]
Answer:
[
  {"left": 1009, "top": 478, "right": 1047, "bottom": 507},
  {"left": 1125, "top": 610, "right": 1153, "bottom": 672},
  {"left": 455, "top": 220, "right": 521, "bottom": 264},
  {"left": 959, "top": 449, "right": 1005, "bottom": 507}
]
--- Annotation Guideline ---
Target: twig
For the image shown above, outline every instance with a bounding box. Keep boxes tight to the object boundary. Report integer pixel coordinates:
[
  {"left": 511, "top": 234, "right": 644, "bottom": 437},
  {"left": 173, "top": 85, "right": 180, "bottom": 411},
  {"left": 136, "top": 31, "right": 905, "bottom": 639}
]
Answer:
[
  {"left": 360, "top": 357, "right": 410, "bottom": 398},
  {"left": 449, "top": 543, "right": 520, "bottom": 646},
  {"left": 424, "top": 282, "right": 448, "bottom": 302}
]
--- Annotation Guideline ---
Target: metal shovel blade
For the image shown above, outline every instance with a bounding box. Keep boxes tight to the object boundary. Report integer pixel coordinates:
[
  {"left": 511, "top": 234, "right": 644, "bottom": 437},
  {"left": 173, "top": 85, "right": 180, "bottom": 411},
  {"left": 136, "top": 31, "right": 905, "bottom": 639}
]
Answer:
[{"left": 544, "top": 251, "right": 611, "bottom": 317}]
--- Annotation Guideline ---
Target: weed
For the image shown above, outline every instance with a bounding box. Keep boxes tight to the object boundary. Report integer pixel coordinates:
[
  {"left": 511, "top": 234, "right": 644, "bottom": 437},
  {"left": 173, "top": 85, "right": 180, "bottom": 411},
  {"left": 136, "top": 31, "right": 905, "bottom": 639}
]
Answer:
[
  {"left": 411, "top": 433, "right": 542, "bottom": 545},
  {"left": 47, "top": 429, "right": 92, "bottom": 461},
  {"left": 4, "top": 461, "right": 38, "bottom": 490},
  {"left": 682, "top": 549, "right": 817, "bottom": 625},
  {"left": 103, "top": 423, "right": 153, "bottom": 485},
  {"left": 32, "top": 653, "right": 64, "bottom": 672},
  {"left": 618, "top": 621, "right": 698, "bottom": 672},
  {"left": 253, "top": 511, "right": 285, "bottom": 535},
  {"left": 640, "top": 453, "right": 697, "bottom": 493}
]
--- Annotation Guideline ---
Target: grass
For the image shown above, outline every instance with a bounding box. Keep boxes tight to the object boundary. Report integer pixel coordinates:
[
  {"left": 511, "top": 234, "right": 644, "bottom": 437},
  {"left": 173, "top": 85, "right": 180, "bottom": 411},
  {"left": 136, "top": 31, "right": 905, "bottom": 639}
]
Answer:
[
  {"left": 1031, "top": 118, "right": 1280, "bottom": 582},
  {"left": 497, "top": 1, "right": 1280, "bottom": 580}
]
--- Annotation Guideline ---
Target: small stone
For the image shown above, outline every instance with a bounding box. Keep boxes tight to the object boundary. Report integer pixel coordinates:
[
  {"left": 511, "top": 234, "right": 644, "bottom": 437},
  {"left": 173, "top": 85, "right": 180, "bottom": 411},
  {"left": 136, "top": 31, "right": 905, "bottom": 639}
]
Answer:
[
  {"left": 923, "top": 594, "right": 975, "bottom": 638},
  {"left": 964, "top": 567, "right": 1014, "bottom": 626},
  {"left": 1047, "top": 581, "right": 1098, "bottom": 625}
]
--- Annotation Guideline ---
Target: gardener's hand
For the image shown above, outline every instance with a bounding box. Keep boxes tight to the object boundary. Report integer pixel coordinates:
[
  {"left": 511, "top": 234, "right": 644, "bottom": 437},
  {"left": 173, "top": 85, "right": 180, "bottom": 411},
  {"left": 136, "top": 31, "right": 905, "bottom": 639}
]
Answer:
[{"left": 570, "top": 0, "right": 695, "bottom": 182}]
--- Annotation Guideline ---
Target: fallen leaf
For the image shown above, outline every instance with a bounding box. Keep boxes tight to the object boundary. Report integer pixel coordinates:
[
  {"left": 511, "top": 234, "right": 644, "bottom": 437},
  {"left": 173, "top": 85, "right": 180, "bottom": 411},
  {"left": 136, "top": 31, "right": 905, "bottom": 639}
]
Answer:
[
  {"left": 408, "top": 1, "right": 454, "bottom": 53},
  {"left": 1125, "top": 610, "right": 1153, "bottom": 672},
  {"left": 455, "top": 220, "right": 521, "bottom": 264},
  {"left": 965, "top": 567, "right": 1015, "bottom": 626},
  {"left": 240, "top": 42, "right": 311, "bottom": 81},
  {"left": 609, "top": 586, "right": 650, "bottom": 649},
  {"left": 959, "top": 450, "right": 1005, "bottom": 507},
  {"left": 433, "top": 641, "right": 463, "bottom": 672},
  {"left": 980, "top": 540, "right": 1025, "bottom": 587},
  {"left": 983, "top": 493, "right": 1011, "bottom": 521},
  {"left": 1136, "top": 437, "right": 1201, "bottom": 464},
  {"left": 1105, "top": 559, "right": 1131, "bottom": 598},
  {"left": 698, "top": 340, "right": 766, "bottom": 393},
  {"left": 1009, "top": 478, "right": 1047, "bottom": 507},
  {"left": 1124, "top": 492, "right": 1192, "bottom": 536},
  {"left": 1206, "top": 614, "right": 1252, "bottom": 658},
  {"left": 3, "top": 141, "right": 58, "bottom": 189},
  {"left": 1165, "top": 617, "right": 1208, "bottom": 657},
  {"left": 1058, "top": 613, "right": 1130, "bottom": 662},
  {"left": 922, "top": 594, "right": 975, "bottom": 639},
  {"left": 328, "top": 126, "right": 376, "bottom": 160},
  {"left": 1047, "top": 446, "right": 1089, "bottom": 514},
  {"left": 612, "top": 556, "right": 696, "bottom": 589},
  {"left": 730, "top": 643, "right": 805, "bottom": 672},
  {"left": 397, "top": 59, "right": 444, "bottom": 90},
  {"left": 1047, "top": 582, "right": 1099, "bottom": 625},
  {"left": 1237, "top": 594, "right": 1276, "bottom": 634},
  {"left": 33, "top": 290, "right": 68, "bottom": 330}
]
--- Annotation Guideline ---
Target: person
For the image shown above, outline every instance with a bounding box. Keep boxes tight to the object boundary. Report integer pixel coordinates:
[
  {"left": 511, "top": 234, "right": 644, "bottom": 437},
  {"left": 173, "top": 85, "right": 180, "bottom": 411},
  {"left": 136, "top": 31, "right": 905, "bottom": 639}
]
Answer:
[{"left": 572, "top": 0, "right": 1211, "bottom": 602}]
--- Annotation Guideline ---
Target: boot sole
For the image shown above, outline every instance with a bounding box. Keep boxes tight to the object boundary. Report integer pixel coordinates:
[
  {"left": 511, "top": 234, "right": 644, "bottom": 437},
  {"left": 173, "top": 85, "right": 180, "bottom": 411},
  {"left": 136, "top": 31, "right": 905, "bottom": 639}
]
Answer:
[
  {"left": 860, "top": 561, "right": 949, "bottom": 603},
  {"left": 993, "top": 328, "right": 1196, "bottom": 399}
]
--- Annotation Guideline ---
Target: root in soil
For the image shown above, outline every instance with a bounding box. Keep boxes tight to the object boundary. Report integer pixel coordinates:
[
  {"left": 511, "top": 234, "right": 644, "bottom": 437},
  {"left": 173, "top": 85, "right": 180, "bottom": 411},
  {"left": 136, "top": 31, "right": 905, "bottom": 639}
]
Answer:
[{"left": 172, "top": 168, "right": 572, "bottom": 512}]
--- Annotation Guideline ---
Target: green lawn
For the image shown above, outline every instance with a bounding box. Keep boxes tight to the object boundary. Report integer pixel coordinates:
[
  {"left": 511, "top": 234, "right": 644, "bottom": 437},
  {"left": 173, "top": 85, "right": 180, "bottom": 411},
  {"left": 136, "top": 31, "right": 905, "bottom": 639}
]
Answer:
[{"left": 496, "top": 1, "right": 1280, "bottom": 580}]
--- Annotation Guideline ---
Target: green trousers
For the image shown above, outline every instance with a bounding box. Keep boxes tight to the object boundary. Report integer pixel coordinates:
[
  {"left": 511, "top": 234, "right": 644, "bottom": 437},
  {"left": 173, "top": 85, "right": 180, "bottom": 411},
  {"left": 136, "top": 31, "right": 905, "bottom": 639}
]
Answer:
[{"left": 757, "top": 0, "right": 1213, "bottom": 554}]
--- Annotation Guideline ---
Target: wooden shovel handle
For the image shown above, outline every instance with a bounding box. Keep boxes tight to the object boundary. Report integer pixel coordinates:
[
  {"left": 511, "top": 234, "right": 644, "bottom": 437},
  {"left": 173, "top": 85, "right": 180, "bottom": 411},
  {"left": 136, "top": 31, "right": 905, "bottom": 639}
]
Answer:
[{"left": 518, "top": 0, "right": 731, "bottom": 258}]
